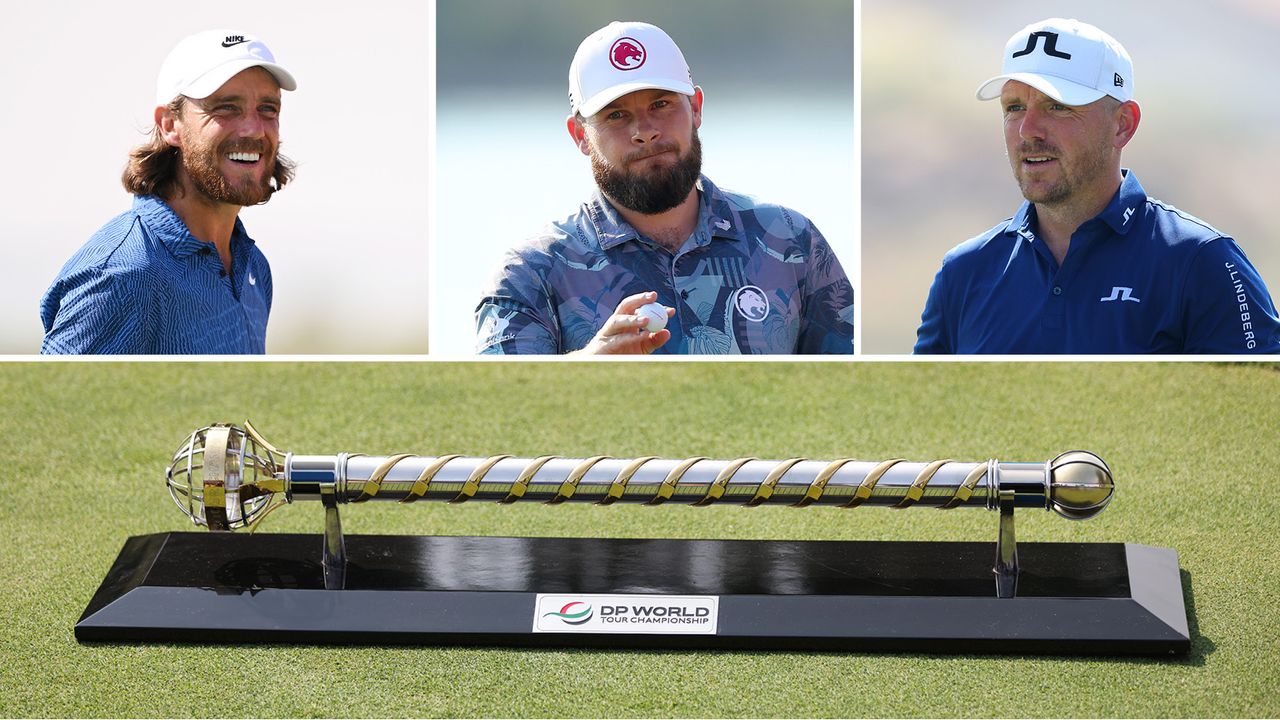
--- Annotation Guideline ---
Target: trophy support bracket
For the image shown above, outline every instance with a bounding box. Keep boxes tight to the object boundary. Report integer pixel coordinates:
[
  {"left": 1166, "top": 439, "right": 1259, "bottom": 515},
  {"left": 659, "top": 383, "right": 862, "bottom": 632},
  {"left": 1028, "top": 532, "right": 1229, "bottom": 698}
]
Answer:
[
  {"left": 321, "top": 494, "right": 346, "bottom": 591},
  {"left": 76, "top": 532, "right": 1192, "bottom": 655},
  {"left": 994, "top": 490, "right": 1018, "bottom": 599}
]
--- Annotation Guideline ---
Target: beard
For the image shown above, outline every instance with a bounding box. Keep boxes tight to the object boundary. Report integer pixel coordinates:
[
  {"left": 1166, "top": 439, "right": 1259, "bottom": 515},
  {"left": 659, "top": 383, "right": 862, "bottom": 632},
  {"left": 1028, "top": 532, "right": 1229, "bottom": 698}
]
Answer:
[
  {"left": 591, "top": 130, "right": 702, "bottom": 215},
  {"left": 181, "top": 130, "right": 279, "bottom": 207},
  {"left": 1012, "top": 138, "right": 1110, "bottom": 208}
]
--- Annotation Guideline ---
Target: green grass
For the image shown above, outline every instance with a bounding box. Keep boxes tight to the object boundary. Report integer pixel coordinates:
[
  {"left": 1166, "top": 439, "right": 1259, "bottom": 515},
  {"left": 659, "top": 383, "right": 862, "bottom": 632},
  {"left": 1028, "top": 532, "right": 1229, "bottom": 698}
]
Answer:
[{"left": 1, "top": 361, "right": 1277, "bottom": 717}]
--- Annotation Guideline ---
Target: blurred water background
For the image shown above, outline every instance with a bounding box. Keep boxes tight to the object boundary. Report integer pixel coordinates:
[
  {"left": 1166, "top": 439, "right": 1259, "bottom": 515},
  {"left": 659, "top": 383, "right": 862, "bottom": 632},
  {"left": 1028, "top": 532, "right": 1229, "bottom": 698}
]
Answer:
[{"left": 436, "top": 0, "right": 856, "bottom": 356}]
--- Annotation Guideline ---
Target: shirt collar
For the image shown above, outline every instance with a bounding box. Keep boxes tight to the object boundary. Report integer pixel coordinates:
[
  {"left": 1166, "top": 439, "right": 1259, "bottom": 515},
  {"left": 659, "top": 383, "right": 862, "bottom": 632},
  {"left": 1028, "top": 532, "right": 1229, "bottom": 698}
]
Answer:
[
  {"left": 587, "top": 175, "right": 748, "bottom": 250},
  {"left": 1006, "top": 168, "right": 1147, "bottom": 241},
  {"left": 1096, "top": 169, "right": 1146, "bottom": 235},
  {"left": 132, "top": 194, "right": 253, "bottom": 258}
]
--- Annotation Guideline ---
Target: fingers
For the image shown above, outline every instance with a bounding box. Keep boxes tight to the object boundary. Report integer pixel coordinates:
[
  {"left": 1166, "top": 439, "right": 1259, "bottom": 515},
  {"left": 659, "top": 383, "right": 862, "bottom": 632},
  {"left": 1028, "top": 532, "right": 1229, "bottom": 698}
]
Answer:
[
  {"left": 616, "top": 291, "right": 659, "bottom": 315},
  {"left": 597, "top": 311, "right": 651, "bottom": 337},
  {"left": 569, "top": 291, "right": 673, "bottom": 355},
  {"left": 595, "top": 328, "right": 670, "bottom": 355}
]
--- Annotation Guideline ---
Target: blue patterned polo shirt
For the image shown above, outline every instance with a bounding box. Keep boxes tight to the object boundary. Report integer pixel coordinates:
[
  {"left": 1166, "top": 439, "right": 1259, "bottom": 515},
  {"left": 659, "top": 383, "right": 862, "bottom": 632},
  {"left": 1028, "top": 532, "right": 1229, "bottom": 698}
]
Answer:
[
  {"left": 476, "top": 176, "right": 854, "bottom": 354},
  {"left": 39, "top": 195, "right": 272, "bottom": 354}
]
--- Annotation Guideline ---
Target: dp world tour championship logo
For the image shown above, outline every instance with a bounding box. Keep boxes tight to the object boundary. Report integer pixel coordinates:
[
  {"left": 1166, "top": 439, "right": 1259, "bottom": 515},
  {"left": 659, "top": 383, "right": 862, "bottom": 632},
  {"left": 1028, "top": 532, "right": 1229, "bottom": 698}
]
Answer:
[{"left": 543, "top": 601, "right": 593, "bottom": 625}]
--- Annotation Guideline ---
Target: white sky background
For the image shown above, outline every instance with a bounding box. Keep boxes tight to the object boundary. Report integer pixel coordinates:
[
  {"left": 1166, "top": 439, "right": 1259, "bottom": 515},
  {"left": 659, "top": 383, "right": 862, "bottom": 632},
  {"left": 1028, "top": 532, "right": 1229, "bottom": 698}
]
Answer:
[{"left": 0, "top": 1, "right": 430, "bottom": 354}]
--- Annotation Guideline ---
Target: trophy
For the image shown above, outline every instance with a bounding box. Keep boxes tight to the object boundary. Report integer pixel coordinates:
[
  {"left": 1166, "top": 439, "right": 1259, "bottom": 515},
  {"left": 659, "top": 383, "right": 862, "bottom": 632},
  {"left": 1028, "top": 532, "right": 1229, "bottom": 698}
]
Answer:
[{"left": 76, "top": 422, "right": 1191, "bottom": 653}]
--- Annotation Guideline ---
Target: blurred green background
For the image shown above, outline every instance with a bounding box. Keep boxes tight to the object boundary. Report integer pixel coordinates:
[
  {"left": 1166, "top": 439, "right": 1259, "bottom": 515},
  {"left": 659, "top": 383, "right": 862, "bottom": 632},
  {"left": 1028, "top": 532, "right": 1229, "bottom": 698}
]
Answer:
[
  {"left": 862, "top": 0, "right": 1280, "bottom": 353},
  {"left": 2, "top": 361, "right": 1277, "bottom": 716}
]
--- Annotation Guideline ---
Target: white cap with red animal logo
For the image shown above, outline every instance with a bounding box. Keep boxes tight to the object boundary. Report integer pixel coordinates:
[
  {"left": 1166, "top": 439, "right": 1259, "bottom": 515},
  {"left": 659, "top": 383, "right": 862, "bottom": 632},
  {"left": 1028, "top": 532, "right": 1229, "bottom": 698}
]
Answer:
[{"left": 568, "top": 21, "right": 694, "bottom": 117}]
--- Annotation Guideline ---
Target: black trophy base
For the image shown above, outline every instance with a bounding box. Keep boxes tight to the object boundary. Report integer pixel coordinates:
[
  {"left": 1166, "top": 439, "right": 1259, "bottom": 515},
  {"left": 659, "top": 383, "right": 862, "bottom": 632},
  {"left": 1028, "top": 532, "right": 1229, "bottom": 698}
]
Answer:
[{"left": 76, "top": 533, "right": 1190, "bottom": 654}]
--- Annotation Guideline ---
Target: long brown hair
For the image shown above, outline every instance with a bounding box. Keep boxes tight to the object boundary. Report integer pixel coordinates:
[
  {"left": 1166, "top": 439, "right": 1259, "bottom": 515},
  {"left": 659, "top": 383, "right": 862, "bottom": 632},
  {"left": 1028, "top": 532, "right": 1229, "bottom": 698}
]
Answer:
[{"left": 121, "top": 96, "right": 295, "bottom": 202}]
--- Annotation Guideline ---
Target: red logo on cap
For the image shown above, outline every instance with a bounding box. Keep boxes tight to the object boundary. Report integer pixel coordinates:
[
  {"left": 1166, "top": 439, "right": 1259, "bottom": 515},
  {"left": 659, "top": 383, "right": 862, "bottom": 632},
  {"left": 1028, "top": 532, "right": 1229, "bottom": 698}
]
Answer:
[{"left": 610, "top": 37, "right": 646, "bottom": 71}]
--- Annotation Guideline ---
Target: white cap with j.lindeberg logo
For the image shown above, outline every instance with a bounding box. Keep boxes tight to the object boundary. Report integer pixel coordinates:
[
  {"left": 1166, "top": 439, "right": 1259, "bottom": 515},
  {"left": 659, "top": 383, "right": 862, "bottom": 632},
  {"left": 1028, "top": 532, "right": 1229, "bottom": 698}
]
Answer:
[
  {"left": 976, "top": 18, "right": 1133, "bottom": 106},
  {"left": 155, "top": 29, "right": 297, "bottom": 107},
  {"left": 569, "top": 21, "right": 694, "bottom": 117}
]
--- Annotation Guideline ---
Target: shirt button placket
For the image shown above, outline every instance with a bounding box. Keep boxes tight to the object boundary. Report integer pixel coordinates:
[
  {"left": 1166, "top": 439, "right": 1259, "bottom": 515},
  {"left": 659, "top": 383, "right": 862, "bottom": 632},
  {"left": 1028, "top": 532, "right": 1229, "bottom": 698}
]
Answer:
[{"left": 1044, "top": 283, "right": 1066, "bottom": 330}]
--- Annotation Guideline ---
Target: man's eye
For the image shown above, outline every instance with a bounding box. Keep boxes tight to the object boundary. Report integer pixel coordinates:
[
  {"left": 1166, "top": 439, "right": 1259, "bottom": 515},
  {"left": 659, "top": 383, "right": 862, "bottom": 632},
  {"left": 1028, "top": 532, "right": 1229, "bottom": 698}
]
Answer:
[
  {"left": 653, "top": 99, "right": 669, "bottom": 109},
  {"left": 1004, "top": 104, "right": 1024, "bottom": 113},
  {"left": 607, "top": 110, "right": 624, "bottom": 120}
]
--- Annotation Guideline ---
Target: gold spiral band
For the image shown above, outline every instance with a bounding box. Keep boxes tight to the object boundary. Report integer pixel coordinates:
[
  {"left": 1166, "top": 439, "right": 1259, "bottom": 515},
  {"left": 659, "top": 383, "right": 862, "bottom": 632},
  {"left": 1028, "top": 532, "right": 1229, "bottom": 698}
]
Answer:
[
  {"left": 748, "top": 458, "right": 806, "bottom": 507},
  {"left": 502, "top": 455, "right": 557, "bottom": 504},
  {"left": 893, "top": 459, "right": 951, "bottom": 509},
  {"left": 649, "top": 457, "right": 708, "bottom": 505},
  {"left": 602, "top": 456, "right": 659, "bottom": 504},
  {"left": 401, "top": 454, "right": 461, "bottom": 503},
  {"left": 940, "top": 463, "right": 988, "bottom": 509},
  {"left": 352, "top": 453, "right": 414, "bottom": 502},
  {"left": 843, "top": 458, "right": 903, "bottom": 508},
  {"left": 451, "top": 455, "right": 511, "bottom": 504},
  {"left": 694, "top": 457, "right": 758, "bottom": 506},
  {"left": 798, "top": 458, "right": 858, "bottom": 507},
  {"left": 550, "top": 456, "right": 611, "bottom": 504}
]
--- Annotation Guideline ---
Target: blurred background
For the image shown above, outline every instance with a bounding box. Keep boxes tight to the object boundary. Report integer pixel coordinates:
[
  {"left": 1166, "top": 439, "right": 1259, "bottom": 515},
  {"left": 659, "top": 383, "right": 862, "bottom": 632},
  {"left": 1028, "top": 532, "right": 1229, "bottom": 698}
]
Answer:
[
  {"left": 863, "top": 0, "right": 1280, "bottom": 354},
  {"left": 0, "top": 0, "right": 429, "bottom": 354},
  {"left": 436, "top": 0, "right": 856, "bottom": 356}
]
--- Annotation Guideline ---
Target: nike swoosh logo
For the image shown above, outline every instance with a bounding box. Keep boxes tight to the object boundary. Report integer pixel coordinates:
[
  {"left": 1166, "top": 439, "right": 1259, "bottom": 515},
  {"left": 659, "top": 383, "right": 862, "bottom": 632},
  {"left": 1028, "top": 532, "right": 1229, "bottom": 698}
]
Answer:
[
  {"left": 248, "top": 274, "right": 257, "bottom": 286},
  {"left": 221, "top": 39, "right": 249, "bottom": 48}
]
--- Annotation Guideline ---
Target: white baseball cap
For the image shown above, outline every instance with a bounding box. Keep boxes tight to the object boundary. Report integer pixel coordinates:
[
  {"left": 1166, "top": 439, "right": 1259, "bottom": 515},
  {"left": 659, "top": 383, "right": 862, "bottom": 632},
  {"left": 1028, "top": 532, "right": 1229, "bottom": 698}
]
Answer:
[
  {"left": 155, "top": 29, "right": 297, "bottom": 107},
  {"left": 568, "top": 21, "right": 694, "bottom": 118},
  {"left": 976, "top": 18, "right": 1133, "bottom": 106}
]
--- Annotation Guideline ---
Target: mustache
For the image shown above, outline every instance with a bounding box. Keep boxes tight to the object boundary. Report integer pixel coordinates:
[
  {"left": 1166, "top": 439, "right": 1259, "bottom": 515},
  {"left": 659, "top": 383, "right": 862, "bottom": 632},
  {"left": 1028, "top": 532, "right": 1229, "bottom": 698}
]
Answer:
[
  {"left": 1016, "top": 140, "right": 1060, "bottom": 158},
  {"left": 219, "top": 139, "right": 271, "bottom": 155},
  {"left": 625, "top": 141, "right": 681, "bottom": 164}
]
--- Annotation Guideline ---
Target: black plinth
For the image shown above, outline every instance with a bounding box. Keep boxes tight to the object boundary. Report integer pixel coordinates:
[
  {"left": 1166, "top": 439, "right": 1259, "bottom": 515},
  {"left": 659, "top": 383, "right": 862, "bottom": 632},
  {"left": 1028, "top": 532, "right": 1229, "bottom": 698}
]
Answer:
[{"left": 76, "top": 533, "right": 1190, "bottom": 654}]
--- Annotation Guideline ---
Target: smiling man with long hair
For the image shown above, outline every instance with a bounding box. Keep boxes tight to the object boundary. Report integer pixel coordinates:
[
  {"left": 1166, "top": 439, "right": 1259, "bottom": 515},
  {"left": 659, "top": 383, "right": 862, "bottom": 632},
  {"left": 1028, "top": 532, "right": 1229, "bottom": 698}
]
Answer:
[{"left": 40, "top": 29, "right": 297, "bottom": 354}]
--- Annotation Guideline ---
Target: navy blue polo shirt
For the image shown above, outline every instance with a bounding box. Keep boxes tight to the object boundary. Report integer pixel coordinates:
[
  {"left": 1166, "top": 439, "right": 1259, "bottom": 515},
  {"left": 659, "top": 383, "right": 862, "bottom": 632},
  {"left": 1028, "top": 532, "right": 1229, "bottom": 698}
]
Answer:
[
  {"left": 915, "top": 171, "right": 1280, "bottom": 354},
  {"left": 39, "top": 195, "right": 272, "bottom": 354}
]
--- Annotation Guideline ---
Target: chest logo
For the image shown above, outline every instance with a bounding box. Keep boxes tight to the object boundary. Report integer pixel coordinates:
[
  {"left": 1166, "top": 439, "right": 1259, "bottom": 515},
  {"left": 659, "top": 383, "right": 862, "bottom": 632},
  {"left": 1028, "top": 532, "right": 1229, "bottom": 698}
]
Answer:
[
  {"left": 1122, "top": 207, "right": 1134, "bottom": 225},
  {"left": 733, "top": 285, "right": 770, "bottom": 322},
  {"left": 1100, "top": 287, "right": 1140, "bottom": 303},
  {"left": 610, "top": 38, "right": 646, "bottom": 71}
]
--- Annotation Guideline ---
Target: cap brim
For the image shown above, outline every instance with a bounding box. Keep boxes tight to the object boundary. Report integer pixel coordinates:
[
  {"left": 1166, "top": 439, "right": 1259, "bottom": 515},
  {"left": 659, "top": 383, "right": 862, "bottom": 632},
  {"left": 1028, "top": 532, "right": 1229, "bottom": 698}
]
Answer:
[
  {"left": 576, "top": 79, "right": 695, "bottom": 118},
  {"left": 975, "top": 72, "right": 1105, "bottom": 106},
  {"left": 178, "top": 58, "right": 297, "bottom": 101}
]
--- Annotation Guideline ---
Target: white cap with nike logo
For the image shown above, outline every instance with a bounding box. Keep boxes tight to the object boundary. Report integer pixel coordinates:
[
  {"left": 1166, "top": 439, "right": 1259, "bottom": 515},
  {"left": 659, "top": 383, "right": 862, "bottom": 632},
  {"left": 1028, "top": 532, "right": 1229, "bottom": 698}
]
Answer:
[{"left": 155, "top": 29, "right": 297, "bottom": 107}]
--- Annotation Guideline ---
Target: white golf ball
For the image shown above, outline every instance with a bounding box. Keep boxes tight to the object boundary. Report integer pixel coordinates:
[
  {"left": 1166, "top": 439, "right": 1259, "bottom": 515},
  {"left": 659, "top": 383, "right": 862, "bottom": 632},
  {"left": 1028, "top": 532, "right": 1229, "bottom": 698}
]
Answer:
[{"left": 637, "top": 302, "right": 669, "bottom": 332}]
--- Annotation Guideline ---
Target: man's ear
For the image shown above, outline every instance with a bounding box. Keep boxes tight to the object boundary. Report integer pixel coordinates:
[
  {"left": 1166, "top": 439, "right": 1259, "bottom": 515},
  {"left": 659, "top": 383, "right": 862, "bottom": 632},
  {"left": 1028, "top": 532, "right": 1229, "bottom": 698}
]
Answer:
[
  {"left": 566, "top": 113, "right": 590, "bottom": 156},
  {"left": 1114, "top": 100, "right": 1140, "bottom": 150},
  {"left": 157, "top": 103, "right": 183, "bottom": 149},
  {"left": 690, "top": 86, "right": 704, "bottom": 130}
]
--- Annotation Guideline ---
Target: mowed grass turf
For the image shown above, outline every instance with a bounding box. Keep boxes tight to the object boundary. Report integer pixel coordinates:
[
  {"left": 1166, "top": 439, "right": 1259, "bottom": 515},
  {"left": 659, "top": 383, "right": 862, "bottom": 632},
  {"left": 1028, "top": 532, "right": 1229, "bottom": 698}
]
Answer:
[{"left": 1, "top": 361, "right": 1277, "bottom": 718}]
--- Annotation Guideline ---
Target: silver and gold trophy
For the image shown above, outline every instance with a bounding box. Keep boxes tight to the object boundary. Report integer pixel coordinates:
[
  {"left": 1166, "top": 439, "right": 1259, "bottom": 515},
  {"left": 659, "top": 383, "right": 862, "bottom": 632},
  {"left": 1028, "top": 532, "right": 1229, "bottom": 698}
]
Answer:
[{"left": 76, "top": 423, "right": 1190, "bottom": 653}]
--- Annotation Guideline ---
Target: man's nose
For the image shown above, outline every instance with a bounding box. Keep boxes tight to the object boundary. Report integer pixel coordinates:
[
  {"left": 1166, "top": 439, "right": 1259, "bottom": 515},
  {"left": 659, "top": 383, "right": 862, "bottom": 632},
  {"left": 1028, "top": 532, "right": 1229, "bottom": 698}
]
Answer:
[
  {"left": 1019, "top": 105, "right": 1047, "bottom": 141},
  {"left": 631, "top": 113, "right": 660, "bottom": 144},
  {"left": 238, "top": 111, "right": 269, "bottom": 139}
]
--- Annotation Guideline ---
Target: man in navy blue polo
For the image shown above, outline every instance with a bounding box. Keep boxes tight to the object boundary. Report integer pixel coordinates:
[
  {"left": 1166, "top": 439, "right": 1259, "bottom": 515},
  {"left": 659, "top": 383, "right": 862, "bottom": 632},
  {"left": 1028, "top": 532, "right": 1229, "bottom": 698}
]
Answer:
[
  {"left": 915, "top": 18, "right": 1279, "bottom": 354},
  {"left": 39, "top": 30, "right": 297, "bottom": 354}
]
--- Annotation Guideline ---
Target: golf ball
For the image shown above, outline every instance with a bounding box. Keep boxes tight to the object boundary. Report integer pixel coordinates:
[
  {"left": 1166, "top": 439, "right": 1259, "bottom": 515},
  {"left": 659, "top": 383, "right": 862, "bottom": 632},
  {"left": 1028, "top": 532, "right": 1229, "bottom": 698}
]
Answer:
[{"left": 637, "top": 302, "right": 669, "bottom": 332}]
